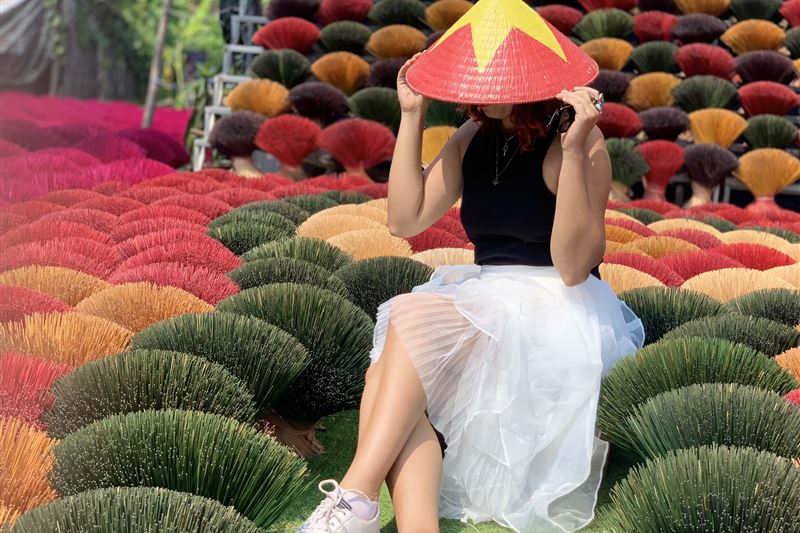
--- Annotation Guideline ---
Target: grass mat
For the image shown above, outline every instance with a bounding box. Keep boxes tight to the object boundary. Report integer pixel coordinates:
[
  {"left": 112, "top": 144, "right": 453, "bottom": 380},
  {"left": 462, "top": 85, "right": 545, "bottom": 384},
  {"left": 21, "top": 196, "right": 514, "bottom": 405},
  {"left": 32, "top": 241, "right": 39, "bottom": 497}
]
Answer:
[{"left": 272, "top": 411, "right": 637, "bottom": 532}]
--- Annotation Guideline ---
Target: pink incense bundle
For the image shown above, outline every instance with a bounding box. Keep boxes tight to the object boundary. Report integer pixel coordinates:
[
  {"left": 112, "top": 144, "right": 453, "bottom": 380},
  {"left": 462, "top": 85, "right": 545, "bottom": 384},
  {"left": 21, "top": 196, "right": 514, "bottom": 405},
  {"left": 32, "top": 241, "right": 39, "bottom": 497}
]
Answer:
[
  {"left": 0, "top": 138, "right": 27, "bottom": 158},
  {"left": 786, "top": 389, "right": 800, "bottom": 407},
  {"left": 0, "top": 219, "right": 114, "bottom": 250},
  {"left": 354, "top": 182, "right": 389, "bottom": 199},
  {"left": 115, "top": 228, "right": 218, "bottom": 259},
  {"left": 316, "top": 118, "right": 396, "bottom": 178},
  {"left": 107, "top": 261, "right": 240, "bottom": 305},
  {"left": 117, "top": 204, "right": 211, "bottom": 227},
  {"left": 0, "top": 240, "right": 119, "bottom": 279},
  {"left": 1, "top": 200, "right": 65, "bottom": 221},
  {"left": 657, "top": 228, "right": 723, "bottom": 249},
  {"left": 0, "top": 286, "right": 71, "bottom": 323},
  {"left": 0, "top": 352, "right": 71, "bottom": 429},
  {"left": 73, "top": 136, "right": 146, "bottom": 163},
  {"left": 603, "top": 252, "right": 685, "bottom": 286},
  {"left": 711, "top": 243, "right": 796, "bottom": 271},
  {"left": 638, "top": 140, "right": 684, "bottom": 201},
  {"left": 115, "top": 239, "right": 242, "bottom": 275},
  {"left": 269, "top": 182, "right": 330, "bottom": 198},
  {"left": 712, "top": 206, "right": 763, "bottom": 225},
  {"left": 110, "top": 217, "right": 206, "bottom": 244},
  {"left": 38, "top": 208, "right": 118, "bottom": 233},
  {"left": 242, "top": 173, "right": 295, "bottom": 192},
  {"left": 433, "top": 214, "right": 469, "bottom": 242},
  {"left": 207, "top": 187, "right": 277, "bottom": 207},
  {"left": 72, "top": 195, "right": 145, "bottom": 216},
  {"left": 63, "top": 158, "right": 174, "bottom": 190},
  {"left": 659, "top": 249, "right": 744, "bottom": 280},
  {"left": 606, "top": 218, "right": 657, "bottom": 237},
  {"left": 406, "top": 227, "right": 468, "bottom": 253},
  {"left": 150, "top": 194, "right": 232, "bottom": 219},
  {"left": 626, "top": 199, "right": 679, "bottom": 215}
]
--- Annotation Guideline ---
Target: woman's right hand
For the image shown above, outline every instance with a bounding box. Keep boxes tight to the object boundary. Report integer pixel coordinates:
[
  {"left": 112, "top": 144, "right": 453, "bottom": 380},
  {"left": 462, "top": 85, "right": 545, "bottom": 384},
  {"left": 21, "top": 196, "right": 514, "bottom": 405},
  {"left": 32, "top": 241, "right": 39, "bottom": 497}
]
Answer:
[{"left": 397, "top": 52, "right": 428, "bottom": 114}]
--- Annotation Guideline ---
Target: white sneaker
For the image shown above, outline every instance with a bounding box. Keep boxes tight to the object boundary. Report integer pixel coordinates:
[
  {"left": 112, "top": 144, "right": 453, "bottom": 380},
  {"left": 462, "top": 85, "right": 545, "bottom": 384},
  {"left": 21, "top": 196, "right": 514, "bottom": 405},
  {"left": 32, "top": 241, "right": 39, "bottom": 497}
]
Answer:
[{"left": 295, "top": 479, "right": 380, "bottom": 533}]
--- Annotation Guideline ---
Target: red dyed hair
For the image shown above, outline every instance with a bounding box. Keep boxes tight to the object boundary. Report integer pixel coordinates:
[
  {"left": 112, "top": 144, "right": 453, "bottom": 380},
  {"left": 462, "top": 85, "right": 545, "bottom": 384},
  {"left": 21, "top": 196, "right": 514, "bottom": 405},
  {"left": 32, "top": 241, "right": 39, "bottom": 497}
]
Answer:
[{"left": 462, "top": 100, "right": 562, "bottom": 152}]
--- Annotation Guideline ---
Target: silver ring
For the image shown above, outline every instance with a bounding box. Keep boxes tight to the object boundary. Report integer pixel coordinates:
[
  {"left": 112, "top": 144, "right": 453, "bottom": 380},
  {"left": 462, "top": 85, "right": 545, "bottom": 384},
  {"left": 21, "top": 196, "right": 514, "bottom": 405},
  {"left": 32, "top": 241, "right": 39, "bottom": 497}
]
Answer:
[{"left": 592, "top": 93, "right": 604, "bottom": 112}]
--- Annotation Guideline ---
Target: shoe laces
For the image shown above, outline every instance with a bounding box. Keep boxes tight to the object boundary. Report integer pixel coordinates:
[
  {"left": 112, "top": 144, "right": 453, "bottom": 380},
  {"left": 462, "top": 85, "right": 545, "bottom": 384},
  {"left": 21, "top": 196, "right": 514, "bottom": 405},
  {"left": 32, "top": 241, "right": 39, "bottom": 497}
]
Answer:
[{"left": 299, "top": 480, "right": 352, "bottom": 532}]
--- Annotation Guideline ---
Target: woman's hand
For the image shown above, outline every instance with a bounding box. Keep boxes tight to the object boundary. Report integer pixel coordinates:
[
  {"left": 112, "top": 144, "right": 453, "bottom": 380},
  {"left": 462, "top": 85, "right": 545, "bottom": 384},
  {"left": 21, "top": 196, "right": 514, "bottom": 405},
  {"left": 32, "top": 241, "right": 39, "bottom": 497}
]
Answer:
[
  {"left": 555, "top": 86, "right": 603, "bottom": 154},
  {"left": 397, "top": 52, "right": 429, "bottom": 114}
]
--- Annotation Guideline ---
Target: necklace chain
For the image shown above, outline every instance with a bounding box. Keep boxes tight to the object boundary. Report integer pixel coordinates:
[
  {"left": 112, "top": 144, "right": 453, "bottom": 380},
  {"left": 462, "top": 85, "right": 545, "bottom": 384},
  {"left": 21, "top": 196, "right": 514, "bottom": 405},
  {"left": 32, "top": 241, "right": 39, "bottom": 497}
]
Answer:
[{"left": 493, "top": 129, "right": 519, "bottom": 186}]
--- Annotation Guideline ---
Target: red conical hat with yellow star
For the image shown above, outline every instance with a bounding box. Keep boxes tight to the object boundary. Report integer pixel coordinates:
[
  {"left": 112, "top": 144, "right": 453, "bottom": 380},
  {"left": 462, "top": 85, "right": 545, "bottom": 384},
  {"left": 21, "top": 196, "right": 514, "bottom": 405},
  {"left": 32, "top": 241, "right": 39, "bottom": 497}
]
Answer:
[{"left": 406, "top": 0, "right": 599, "bottom": 104}]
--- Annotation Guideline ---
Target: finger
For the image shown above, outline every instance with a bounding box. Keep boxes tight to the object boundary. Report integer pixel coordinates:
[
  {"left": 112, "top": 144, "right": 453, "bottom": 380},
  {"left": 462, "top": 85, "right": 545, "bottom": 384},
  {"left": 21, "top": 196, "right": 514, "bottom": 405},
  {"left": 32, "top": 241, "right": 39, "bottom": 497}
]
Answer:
[
  {"left": 561, "top": 90, "right": 597, "bottom": 112},
  {"left": 567, "top": 88, "right": 598, "bottom": 109},
  {"left": 558, "top": 94, "right": 596, "bottom": 120},
  {"left": 573, "top": 86, "right": 601, "bottom": 101}
]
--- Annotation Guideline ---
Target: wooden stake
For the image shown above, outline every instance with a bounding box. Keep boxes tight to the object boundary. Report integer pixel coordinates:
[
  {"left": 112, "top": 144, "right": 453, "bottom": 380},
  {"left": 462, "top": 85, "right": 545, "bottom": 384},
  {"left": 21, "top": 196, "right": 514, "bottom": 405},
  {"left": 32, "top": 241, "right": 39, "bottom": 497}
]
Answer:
[{"left": 142, "top": 0, "right": 173, "bottom": 128}]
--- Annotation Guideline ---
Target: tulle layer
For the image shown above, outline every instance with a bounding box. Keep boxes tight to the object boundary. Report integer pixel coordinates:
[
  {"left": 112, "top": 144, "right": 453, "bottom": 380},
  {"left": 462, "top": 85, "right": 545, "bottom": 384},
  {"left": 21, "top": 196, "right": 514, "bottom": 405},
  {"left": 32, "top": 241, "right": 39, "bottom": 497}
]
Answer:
[{"left": 369, "top": 264, "right": 644, "bottom": 532}]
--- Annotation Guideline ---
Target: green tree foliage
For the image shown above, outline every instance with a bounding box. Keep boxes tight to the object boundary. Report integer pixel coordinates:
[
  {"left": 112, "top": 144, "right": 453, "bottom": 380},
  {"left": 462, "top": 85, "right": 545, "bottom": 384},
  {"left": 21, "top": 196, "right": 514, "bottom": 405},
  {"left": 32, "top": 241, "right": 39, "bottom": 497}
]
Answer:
[{"left": 80, "top": 0, "right": 223, "bottom": 104}]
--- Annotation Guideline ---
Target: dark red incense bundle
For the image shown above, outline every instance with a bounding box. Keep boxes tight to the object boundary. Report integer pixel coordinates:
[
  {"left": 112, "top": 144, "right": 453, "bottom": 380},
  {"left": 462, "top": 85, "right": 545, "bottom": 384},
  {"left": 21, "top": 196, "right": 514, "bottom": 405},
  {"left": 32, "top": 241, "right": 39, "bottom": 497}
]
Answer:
[
  {"left": 633, "top": 11, "right": 678, "bottom": 43},
  {"left": 780, "top": 0, "right": 800, "bottom": 27},
  {"left": 536, "top": 5, "right": 584, "bottom": 35},
  {"left": 739, "top": 81, "right": 800, "bottom": 117},
  {"left": 597, "top": 103, "right": 643, "bottom": 138},
  {"left": 252, "top": 16, "right": 320, "bottom": 54},
  {"left": 255, "top": 114, "right": 321, "bottom": 178},
  {"left": 674, "top": 43, "right": 734, "bottom": 79},
  {"left": 317, "top": 0, "right": 372, "bottom": 25},
  {"left": 316, "top": 118, "right": 396, "bottom": 177},
  {"left": 638, "top": 140, "right": 683, "bottom": 201}
]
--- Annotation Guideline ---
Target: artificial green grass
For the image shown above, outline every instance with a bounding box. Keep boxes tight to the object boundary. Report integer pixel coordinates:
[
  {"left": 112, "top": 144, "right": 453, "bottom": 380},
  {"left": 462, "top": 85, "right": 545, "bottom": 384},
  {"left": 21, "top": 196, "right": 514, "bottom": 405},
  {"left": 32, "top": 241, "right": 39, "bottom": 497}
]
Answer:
[{"left": 272, "top": 411, "right": 630, "bottom": 532}]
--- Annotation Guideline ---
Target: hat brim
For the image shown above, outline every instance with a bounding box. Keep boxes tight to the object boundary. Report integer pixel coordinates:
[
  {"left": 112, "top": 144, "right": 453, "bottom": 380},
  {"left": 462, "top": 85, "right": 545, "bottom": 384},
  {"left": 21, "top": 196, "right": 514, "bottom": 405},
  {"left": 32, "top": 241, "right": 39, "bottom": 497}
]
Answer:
[{"left": 406, "top": 24, "right": 599, "bottom": 105}]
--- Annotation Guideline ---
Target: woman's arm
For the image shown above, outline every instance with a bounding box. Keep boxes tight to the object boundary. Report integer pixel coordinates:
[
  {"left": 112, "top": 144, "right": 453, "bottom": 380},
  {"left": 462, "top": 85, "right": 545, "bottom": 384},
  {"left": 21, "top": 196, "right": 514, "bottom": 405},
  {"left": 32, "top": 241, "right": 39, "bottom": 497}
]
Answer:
[
  {"left": 550, "top": 88, "right": 611, "bottom": 286},
  {"left": 386, "top": 52, "right": 476, "bottom": 238}
]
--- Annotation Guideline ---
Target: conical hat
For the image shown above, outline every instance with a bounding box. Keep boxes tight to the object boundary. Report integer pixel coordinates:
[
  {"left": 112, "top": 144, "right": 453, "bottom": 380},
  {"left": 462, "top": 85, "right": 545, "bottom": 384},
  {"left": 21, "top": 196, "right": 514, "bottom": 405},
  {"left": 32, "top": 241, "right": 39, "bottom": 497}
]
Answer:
[{"left": 406, "top": 0, "right": 599, "bottom": 104}]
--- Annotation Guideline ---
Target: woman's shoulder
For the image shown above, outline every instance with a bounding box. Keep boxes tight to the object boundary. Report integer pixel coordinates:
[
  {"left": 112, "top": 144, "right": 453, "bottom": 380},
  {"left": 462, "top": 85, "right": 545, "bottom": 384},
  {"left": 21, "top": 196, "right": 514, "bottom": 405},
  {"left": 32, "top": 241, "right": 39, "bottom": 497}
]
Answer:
[{"left": 452, "top": 118, "right": 483, "bottom": 162}]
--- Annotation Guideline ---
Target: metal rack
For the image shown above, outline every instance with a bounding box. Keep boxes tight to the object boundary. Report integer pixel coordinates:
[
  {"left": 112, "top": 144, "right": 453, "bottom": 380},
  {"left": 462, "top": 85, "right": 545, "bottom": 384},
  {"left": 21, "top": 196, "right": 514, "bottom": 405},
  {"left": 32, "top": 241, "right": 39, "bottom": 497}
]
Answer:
[{"left": 192, "top": 0, "right": 265, "bottom": 170}]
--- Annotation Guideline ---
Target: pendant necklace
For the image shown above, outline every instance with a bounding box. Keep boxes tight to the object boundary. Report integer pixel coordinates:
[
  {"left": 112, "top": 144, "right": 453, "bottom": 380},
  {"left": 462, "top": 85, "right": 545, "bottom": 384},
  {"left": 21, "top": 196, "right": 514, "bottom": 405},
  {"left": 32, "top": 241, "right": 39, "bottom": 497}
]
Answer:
[{"left": 493, "top": 128, "right": 519, "bottom": 186}]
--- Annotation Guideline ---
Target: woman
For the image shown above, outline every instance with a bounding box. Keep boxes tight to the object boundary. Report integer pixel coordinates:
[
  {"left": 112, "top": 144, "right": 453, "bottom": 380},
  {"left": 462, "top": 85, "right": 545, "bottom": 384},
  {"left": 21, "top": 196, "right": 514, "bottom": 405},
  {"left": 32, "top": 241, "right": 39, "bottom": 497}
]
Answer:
[
  {"left": 295, "top": 50, "right": 644, "bottom": 531},
  {"left": 297, "top": 2, "right": 645, "bottom": 526}
]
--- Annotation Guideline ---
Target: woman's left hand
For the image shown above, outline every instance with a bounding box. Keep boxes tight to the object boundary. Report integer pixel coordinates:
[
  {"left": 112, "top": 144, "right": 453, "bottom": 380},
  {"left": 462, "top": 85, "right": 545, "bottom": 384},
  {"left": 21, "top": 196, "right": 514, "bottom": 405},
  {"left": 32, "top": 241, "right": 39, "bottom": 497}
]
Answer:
[{"left": 555, "top": 86, "right": 603, "bottom": 154}]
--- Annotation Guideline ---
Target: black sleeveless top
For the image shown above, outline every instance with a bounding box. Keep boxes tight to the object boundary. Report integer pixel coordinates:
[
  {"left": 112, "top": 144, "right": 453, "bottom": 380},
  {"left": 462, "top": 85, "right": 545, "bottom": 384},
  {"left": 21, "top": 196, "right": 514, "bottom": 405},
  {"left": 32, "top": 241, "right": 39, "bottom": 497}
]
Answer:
[{"left": 460, "top": 123, "right": 602, "bottom": 279}]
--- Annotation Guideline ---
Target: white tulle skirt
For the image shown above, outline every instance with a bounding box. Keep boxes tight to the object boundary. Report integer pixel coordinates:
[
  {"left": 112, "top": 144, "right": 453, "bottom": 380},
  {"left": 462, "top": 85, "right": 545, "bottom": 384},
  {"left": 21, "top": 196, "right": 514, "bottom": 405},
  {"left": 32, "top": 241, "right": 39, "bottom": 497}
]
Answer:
[{"left": 369, "top": 264, "right": 645, "bottom": 532}]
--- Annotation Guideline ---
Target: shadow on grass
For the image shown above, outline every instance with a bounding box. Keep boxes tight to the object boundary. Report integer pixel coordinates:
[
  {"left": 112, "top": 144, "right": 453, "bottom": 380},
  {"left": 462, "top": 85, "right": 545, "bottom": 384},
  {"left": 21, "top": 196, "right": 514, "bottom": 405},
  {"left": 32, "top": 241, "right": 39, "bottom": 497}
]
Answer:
[{"left": 271, "top": 411, "right": 640, "bottom": 532}]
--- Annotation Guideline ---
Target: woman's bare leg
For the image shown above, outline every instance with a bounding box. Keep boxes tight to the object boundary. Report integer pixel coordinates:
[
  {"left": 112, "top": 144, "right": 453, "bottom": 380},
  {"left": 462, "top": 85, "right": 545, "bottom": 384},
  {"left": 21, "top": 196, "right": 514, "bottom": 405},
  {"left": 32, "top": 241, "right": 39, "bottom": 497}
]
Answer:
[
  {"left": 340, "top": 322, "right": 428, "bottom": 499},
  {"left": 357, "top": 358, "right": 383, "bottom": 450},
  {"left": 386, "top": 412, "right": 442, "bottom": 531}
]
